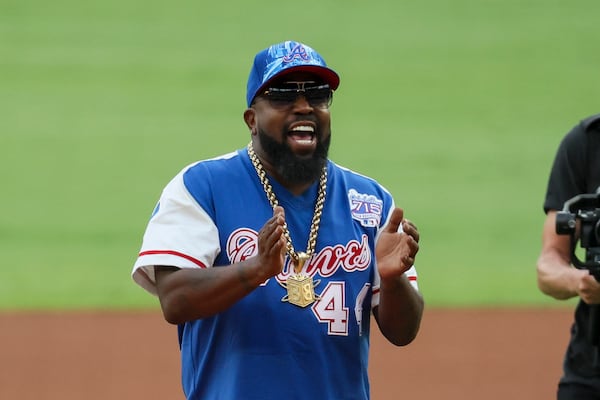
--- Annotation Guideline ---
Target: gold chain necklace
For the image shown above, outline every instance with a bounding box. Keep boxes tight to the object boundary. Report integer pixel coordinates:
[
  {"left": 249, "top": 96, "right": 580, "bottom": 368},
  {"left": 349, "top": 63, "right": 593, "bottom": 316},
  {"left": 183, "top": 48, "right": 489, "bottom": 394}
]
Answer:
[{"left": 247, "top": 142, "right": 327, "bottom": 307}]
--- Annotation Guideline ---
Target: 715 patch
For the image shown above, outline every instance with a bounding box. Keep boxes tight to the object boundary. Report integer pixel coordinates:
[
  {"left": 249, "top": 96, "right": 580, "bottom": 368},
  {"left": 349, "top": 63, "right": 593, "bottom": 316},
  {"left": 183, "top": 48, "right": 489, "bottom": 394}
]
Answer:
[{"left": 347, "top": 189, "right": 382, "bottom": 227}]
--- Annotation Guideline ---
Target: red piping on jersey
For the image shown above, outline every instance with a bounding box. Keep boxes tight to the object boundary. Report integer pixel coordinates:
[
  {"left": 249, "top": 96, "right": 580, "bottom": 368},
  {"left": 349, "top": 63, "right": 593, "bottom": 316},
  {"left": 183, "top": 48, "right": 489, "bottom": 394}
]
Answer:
[{"left": 138, "top": 250, "right": 207, "bottom": 268}]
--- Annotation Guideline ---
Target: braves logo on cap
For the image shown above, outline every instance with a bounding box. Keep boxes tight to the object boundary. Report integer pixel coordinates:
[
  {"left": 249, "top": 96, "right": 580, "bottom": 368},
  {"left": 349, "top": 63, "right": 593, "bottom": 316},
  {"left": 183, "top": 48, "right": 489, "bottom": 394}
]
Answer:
[
  {"left": 246, "top": 40, "right": 340, "bottom": 106},
  {"left": 282, "top": 43, "right": 310, "bottom": 63}
]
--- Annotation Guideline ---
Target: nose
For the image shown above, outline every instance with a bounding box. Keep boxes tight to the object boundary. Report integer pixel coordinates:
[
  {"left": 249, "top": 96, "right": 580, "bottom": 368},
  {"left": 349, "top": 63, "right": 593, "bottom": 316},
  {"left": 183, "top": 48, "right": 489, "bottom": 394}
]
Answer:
[{"left": 292, "top": 93, "right": 313, "bottom": 112}]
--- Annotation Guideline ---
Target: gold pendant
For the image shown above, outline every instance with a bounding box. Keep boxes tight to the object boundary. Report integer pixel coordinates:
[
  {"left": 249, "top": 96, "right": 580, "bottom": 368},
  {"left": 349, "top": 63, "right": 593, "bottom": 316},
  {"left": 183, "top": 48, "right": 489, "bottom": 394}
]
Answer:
[
  {"left": 286, "top": 273, "right": 317, "bottom": 307},
  {"left": 281, "top": 252, "right": 319, "bottom": 307}
]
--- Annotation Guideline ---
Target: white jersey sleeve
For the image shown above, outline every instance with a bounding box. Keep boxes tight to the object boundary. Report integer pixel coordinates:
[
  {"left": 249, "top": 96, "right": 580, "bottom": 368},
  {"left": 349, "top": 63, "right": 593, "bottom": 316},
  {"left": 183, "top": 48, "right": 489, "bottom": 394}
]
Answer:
[{"left": 131, "top": 167, "right": 220, "bottom": 295}]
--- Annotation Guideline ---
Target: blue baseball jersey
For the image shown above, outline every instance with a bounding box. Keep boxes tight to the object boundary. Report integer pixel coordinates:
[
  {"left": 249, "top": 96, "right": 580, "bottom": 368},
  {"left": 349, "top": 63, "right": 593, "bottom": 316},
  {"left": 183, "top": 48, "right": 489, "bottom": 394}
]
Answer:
[{"left": 132, "top": 148, "right": 419, "bottom": 400}]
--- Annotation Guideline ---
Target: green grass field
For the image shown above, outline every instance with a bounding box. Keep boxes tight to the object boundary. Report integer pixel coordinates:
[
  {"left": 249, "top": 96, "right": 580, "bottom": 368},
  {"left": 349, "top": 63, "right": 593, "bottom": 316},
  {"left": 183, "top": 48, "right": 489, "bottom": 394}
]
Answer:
[{"left": 1, "top": 0, "right": 598, "bottom": 309}]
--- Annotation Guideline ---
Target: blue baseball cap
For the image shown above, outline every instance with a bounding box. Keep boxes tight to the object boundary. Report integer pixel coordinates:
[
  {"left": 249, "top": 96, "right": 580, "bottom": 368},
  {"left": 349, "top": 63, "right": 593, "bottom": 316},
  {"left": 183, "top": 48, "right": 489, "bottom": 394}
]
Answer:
[{"left": 246, "top": 40, "right": 340, "bottom": 107}]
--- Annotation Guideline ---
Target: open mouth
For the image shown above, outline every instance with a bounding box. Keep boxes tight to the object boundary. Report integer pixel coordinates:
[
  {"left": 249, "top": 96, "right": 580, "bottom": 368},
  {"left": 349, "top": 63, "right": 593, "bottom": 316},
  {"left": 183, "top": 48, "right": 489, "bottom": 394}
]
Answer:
[{"left": 288, "top": 122, "right": 317, "bottom": 151}]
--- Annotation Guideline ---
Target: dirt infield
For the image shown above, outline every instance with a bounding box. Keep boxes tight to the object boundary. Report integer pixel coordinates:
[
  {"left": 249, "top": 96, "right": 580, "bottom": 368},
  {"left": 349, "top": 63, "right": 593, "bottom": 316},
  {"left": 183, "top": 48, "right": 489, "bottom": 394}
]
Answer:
[{"left": 0, "top": 308, "right": 572, "bottom": 399}]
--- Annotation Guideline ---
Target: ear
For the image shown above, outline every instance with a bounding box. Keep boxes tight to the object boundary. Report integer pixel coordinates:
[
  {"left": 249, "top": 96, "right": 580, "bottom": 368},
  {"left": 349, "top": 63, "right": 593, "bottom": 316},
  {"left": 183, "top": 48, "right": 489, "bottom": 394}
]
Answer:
[{"left": 243, "top": 108, "right": 257, "bottom": 134}]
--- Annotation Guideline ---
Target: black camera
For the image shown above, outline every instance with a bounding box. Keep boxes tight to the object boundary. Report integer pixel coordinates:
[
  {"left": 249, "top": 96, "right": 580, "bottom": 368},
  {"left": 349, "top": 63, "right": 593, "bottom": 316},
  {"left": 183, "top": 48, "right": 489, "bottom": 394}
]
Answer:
[
  {"left": 555, "top": 191, "right": 600, "bottom": 355},
  {"left": 555, "top": 192, "right": 600, "bottom": 272}
]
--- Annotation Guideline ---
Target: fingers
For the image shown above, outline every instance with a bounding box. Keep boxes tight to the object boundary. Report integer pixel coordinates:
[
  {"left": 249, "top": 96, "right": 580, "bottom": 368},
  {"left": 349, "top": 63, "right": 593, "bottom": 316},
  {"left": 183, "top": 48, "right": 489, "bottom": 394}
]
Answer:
[
  {"left": 402, "top": 229, "right": 420, "bottom": 265},
  {"left": 273, "top": 205, "right": 284, "bottom": 219},
  {"left": 258, "top": 207, "right": 286, "bottom": 255},
  {"left": 400, "top": 218, "right": 420, "bottom": 266},
  {"left": 273, "top": 207, "right": 288, "bottom": 256},
  {"left": 385, "top": 207, "right": 420, "bottom": 243},
  {"left": 402, "top": 254, "right": 415, "bottom": 267},
  {"left": 384, "top": 207, "right": 404, "bottom": 233},
  {"left": 579, "top": 272, "right": 600, "bottom": 304},
  {"left": 402, "top": 219, "right": 420, "bottom": 243}
]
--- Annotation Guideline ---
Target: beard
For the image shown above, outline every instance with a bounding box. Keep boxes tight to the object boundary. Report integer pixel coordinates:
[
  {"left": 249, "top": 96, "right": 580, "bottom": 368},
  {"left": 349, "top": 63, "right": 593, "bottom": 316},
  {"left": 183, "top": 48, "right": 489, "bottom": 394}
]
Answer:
[{"left": 257, "top": 129, "right": 330, "bottom": 185}]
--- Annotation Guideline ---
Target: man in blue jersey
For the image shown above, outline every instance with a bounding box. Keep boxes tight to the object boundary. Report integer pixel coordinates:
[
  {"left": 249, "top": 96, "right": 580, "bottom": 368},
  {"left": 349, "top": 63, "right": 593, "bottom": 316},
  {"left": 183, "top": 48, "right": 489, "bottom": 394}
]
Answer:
[{"left": 132, "top": 40, "right": 424, "bottom": 400}]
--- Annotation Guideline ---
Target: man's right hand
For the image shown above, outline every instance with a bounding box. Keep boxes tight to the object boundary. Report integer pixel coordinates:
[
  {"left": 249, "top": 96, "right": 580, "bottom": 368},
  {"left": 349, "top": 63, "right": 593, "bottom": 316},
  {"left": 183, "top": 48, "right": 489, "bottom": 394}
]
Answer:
[
  {"left": 577, "top": 269, "right": 600, "bottom": 304},
  {"left": 255, "top": 206, "right": 288, "bottom": 280}
]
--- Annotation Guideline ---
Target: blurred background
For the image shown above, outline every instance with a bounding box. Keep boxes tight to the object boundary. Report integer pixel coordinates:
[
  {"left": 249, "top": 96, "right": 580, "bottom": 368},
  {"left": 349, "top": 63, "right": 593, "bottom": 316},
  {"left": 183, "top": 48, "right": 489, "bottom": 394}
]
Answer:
[
  {"left": 4, "top": 1, "right": 599, "bottom": 399},
  {"left": 2, "top": 0, "right": 599, "bottom": 310}
]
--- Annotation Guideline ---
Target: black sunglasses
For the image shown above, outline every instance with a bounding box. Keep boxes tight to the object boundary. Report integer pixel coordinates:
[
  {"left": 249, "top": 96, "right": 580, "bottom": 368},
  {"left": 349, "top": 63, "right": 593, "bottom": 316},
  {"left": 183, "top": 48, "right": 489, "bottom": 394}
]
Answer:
[{"left": 260, "top": 82, "right": 333, "bottom": 109}]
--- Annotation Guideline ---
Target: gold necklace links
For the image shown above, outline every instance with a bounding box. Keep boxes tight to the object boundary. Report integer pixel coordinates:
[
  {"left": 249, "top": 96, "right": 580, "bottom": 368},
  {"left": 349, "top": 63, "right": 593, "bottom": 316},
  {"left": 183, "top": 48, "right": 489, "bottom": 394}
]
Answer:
[{"left": 247, "top": 142, "right": 327, "bottom": 267}]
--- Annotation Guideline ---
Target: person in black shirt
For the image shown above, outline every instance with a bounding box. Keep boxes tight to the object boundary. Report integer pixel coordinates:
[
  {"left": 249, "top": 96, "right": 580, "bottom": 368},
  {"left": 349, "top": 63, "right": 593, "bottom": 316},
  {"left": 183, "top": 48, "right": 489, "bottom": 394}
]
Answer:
[{"left": 537, "top": 113, "right": 600, "bottom": 399}]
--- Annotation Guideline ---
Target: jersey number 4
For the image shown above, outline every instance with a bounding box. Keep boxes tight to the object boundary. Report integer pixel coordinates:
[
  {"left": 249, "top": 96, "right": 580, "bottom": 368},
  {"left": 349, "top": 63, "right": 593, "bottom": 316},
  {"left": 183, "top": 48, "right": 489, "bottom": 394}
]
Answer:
[{"left": 312, "top": 282, "right": 370, "bottom": 336}]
